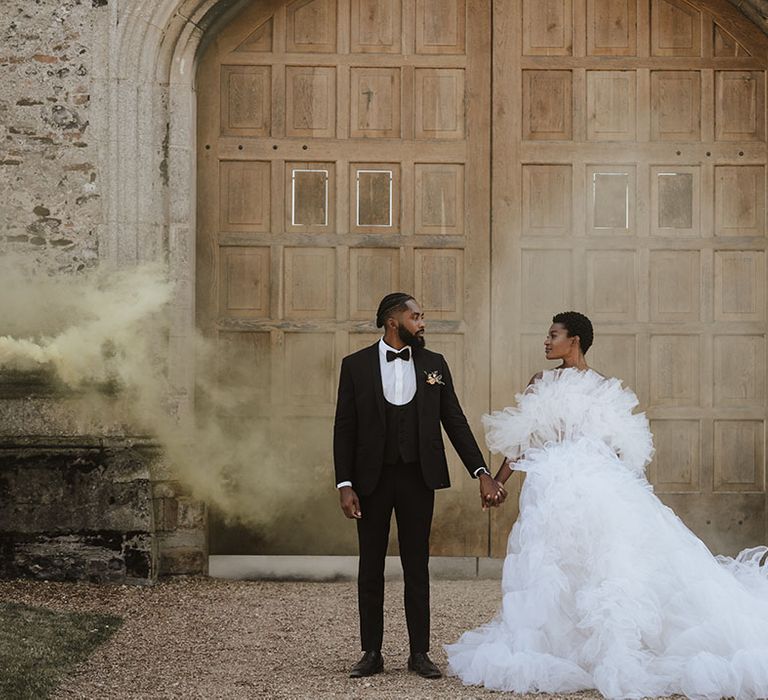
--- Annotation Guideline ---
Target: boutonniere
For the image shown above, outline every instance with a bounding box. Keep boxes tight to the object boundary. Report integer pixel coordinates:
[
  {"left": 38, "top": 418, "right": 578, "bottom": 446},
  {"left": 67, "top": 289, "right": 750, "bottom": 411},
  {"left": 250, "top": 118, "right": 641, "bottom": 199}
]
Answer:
[{"left": 424, "top": 370, "right": 445, "bottom": 386}]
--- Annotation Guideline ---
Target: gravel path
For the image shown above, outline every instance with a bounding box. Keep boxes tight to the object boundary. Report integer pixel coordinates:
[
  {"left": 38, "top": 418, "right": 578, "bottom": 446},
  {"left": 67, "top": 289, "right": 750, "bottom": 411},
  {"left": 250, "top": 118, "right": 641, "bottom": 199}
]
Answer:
[{"left": 0, "top": 577, "right": 609, "bottom": 700}]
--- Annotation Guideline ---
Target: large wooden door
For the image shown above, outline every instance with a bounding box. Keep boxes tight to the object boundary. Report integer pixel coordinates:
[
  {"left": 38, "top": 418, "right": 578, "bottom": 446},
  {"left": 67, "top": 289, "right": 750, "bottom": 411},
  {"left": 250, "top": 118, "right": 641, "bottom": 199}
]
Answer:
[
  {"left": 492, "top": 0, "right": 768, "bottom": 555},
  {"left": 197, "top": 0, "right": 491, "bottom": 555}
]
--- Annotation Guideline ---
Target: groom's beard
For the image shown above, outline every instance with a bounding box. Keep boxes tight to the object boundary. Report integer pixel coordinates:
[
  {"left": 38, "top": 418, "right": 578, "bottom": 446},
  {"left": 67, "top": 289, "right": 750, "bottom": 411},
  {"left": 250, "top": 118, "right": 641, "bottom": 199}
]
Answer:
[{"left": 398, "top": 323, "right": 426, "bottom": 351}]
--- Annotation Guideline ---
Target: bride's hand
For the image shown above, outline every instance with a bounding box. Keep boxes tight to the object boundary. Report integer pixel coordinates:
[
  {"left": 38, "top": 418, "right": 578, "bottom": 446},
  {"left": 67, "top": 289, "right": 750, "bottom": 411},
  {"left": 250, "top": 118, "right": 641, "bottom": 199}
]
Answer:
[{"left": 494, "top": 481, "right": 508, "bottom": 506}]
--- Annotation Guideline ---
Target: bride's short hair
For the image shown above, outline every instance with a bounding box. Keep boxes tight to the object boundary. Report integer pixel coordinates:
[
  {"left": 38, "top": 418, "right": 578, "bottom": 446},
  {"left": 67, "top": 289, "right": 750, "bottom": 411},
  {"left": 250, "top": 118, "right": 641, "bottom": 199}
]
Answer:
[{"left": 552, "top": 311, "right": 593, "bottom": 353}]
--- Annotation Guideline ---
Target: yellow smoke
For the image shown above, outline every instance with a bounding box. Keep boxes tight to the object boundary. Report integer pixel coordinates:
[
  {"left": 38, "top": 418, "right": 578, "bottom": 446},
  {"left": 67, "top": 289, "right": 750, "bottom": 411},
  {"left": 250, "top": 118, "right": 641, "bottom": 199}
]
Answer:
[
  {"left": 0, "top": 262, "right": 171, "bottom": 386},
  {"left": 0, "top": 255, "right": 342, "bottom": 550}
]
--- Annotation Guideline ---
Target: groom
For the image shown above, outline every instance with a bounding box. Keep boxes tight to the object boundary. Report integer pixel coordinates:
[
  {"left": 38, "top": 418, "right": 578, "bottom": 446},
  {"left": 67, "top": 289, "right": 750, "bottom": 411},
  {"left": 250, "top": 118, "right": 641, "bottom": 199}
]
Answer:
[{"left": 334, "top": 292, "right": 505, "bottom": 679}]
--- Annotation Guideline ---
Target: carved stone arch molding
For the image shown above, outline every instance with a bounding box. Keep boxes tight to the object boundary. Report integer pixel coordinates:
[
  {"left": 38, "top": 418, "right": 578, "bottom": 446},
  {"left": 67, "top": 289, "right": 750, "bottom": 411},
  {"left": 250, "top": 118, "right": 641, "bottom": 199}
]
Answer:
[
  {"left": 93, "top": 0, "right": 252, "bottom": 403},
  {"left": 731, "top": 0, "right": 768, "bottom": 35}
]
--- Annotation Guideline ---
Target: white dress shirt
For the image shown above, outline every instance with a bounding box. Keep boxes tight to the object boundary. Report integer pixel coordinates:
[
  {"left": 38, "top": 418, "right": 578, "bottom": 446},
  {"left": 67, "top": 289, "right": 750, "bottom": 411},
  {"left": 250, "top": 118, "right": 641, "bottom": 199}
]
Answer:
[
  {"left": 378, "top": 337, "right": 417, "bottom": 406},
  {"left": 336, "top": 339, "right": 487, "bottom": 488}
]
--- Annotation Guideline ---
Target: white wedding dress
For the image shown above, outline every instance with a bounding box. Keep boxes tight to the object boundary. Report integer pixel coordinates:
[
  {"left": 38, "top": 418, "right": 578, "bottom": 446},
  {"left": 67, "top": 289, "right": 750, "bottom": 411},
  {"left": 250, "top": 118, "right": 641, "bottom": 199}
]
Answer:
[{"left": 445, "top": 368, "right": 768, "bottom": 700}]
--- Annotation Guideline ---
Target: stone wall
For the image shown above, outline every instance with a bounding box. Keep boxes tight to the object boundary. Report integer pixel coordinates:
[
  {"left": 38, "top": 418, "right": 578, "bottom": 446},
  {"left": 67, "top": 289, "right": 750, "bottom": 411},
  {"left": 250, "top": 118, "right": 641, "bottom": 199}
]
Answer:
[
  {"left": 0, "top": 439, "right": 156, "bottom": 583},
  {"left": 153, "top": 479, "right": 208, "bottom": 577},
  {"left": 0, "top": 433, "right": 207, "bottom": 583},
  {"left": 0, "top": 0, "right": 102, "bottom": 272},
  {"left": 0, "top": 0, "right": 208, "bottom": 583}
]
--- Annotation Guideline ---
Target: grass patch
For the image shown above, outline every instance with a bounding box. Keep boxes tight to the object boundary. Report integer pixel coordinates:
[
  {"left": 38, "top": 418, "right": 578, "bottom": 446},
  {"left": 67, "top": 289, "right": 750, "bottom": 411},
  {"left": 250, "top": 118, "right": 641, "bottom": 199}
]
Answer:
[{"left": 0, "top": 600, "right": 122, "bottom": 699}]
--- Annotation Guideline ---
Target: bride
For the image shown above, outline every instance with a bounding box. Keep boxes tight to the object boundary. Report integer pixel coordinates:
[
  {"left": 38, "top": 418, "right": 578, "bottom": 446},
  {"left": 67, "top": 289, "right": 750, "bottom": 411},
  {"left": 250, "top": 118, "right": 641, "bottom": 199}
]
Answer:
[{"left": 445, "top": 311, "right": 768, "bottom": 700}]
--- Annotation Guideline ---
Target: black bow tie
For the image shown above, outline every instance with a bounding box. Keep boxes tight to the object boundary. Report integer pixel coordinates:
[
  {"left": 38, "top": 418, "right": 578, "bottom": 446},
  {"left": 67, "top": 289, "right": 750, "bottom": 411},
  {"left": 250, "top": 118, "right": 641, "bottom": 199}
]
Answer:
[{"left": 386, "top": 348, "right": 410, "bottom": 362}]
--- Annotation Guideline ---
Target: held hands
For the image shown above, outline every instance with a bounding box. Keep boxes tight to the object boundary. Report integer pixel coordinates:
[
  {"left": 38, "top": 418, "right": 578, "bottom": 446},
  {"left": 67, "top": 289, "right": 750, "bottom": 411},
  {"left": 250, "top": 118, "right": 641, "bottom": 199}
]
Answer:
[
  {"left": 479, "top": 473, "right": 507, "bottom": 511},
  {"left": 339, "top": 486, "right": 362, "bottom": 519},
  {"left": 340, "top": 475, "right": 506, "bottom": 517}
]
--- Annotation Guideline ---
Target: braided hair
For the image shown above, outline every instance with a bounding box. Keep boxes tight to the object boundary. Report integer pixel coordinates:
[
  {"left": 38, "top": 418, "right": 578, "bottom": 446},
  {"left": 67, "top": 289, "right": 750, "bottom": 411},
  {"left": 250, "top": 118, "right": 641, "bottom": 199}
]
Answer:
[
  {"left": 376, "top": 292, "right": 414, "bottom": 328},
  {"left": 552, "top": 311, "right": 594, "bottom": 354}
]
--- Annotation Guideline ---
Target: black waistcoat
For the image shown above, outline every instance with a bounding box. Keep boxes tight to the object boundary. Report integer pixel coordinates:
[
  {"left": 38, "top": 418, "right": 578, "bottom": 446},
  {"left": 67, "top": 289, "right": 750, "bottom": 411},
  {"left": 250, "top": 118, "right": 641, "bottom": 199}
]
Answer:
[{"left": 383, "top": 396, "right": 419, "bottom": 465}]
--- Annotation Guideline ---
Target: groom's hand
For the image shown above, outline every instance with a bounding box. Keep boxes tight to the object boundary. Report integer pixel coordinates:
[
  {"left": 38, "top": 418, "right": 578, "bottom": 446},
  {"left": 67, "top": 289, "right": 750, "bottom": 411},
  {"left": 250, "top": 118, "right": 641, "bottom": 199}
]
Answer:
[{"left": 339, "top": 486, "right": 362, "bottom": 519}]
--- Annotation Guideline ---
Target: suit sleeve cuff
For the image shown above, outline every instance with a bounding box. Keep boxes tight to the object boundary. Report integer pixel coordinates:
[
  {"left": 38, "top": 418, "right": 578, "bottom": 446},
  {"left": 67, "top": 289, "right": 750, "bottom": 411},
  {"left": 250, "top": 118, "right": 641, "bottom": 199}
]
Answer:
[{"left": 336, "top": 481, "right": 353, "bottom": 489}]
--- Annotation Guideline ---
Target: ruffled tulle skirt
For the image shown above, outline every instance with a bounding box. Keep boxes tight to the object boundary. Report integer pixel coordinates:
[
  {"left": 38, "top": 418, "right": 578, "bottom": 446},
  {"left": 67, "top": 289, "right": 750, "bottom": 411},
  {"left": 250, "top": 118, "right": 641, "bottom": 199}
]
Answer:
[{"left": 445, "top": 438, "right": 768, "bottom": 699}]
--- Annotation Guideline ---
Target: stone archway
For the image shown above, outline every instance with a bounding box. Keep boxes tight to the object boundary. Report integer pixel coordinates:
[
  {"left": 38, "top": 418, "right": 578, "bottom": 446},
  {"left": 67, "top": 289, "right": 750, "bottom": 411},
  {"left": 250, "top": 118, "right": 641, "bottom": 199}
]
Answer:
[
  {"left": 87, "top": 0, "right": 255, "bottom": 575},
  {"left": 96, "top": 0, "right": 253, "bottom": 395}
]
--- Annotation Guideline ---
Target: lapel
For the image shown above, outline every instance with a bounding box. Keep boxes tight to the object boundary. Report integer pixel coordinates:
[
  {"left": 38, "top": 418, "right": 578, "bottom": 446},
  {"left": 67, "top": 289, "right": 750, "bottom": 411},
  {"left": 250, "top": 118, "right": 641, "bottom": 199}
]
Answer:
[
  {"left": 413, "top": 348, "right": 426, "bottom": 420},
  {"left": 367, "top": 342, "right": 385, "bottom": 422}
]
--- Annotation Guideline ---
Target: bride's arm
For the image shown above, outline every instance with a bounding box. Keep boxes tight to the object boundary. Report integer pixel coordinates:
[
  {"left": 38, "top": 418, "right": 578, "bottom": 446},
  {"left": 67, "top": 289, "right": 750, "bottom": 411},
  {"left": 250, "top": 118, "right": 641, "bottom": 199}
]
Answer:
[{"left": 494, "top": 457, "right": 518, "bottom": 485}]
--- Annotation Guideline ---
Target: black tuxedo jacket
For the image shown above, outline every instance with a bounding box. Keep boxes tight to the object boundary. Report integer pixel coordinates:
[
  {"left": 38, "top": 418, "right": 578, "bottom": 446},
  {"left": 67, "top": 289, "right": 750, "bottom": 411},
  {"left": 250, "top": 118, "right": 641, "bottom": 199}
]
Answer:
[{"left": 333, "top": 343, "right": 487, "bottom": 496}]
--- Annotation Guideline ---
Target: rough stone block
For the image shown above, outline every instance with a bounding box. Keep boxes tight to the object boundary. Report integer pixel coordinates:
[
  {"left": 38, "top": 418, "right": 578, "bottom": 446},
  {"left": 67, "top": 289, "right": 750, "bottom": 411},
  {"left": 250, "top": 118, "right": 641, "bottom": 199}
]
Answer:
[
  {"left": 0, "top": 445, "right": 154, "bottom": 533},
  {"left": 0, "top": 442, "right": 158, "bottom": 583},
  {"left": 153, "top": 496, "right": 179, "bottom": 531},
  {"left": 152, "top": 481, "right": 179, "bottom": 499},
  {"left": 157, "top": 528, "right": 206, "bottom": 550},
  {"left": 0, "top": 531, "right": 154, "bottom": 584},
  {"left": 177, "top": 498, "right": 206, "bottom": 529},
  {"left": 159, "top": 546, "right": 207, "bottom": 576}
]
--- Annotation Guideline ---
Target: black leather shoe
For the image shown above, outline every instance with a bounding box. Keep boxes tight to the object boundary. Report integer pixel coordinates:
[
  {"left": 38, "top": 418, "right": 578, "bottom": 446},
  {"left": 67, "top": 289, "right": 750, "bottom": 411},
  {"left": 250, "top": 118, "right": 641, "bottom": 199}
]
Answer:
[
  {"left": 349, "top": 650, "right": 384, "bottom": 678},
  {"left": 408, "top": 652, "right": 442, "bottom": 678}
]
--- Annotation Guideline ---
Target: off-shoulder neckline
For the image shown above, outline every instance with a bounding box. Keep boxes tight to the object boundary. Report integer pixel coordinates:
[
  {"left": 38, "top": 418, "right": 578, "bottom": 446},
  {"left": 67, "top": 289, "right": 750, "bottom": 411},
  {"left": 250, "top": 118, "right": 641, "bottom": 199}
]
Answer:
[{"left": 547, "top": 367, "right": 606, "bottom": 379}]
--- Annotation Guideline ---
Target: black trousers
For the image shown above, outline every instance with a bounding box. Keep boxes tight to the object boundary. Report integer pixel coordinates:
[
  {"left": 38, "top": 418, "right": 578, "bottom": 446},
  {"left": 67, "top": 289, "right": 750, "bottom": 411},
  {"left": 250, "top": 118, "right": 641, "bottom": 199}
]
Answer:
[{"left": 356, "top": 460, "right": 435, "bottom": 654}]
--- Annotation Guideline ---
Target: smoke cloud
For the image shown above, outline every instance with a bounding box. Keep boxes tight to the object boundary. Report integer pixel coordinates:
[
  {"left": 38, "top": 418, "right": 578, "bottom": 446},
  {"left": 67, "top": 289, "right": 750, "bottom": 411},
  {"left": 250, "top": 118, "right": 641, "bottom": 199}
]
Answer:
[{"left": 0, "top": 254, "right": 343, "bottom": 552}]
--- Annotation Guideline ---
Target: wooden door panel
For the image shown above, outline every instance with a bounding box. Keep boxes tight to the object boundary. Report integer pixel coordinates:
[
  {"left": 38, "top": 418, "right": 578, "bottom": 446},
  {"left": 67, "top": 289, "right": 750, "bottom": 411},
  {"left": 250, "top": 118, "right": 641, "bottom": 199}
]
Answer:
[
  {"left": 219, "top": 247, "right": 271, "bottom": 317},
  {"left": 713, "top": 24, "right": 750, "bottom": 58},
  {"left": 714, "top": 250, "right": 766, "bottom": 322},
  {"left": 522, "top": 164, "right": 573, "bottom": 236},
  {"left": 715, "top": 71, "right": 765, "bottom": 141},
  {"left": 415, "top": 68, "right": 466, "bottom": 139},
  {"left": 350, "top": 0, "right": 403, "bottom": 54},
  {"left": 650, "top": 71, "right": 701, "bottom": 141},
  {"left": 586, "top": 70, "right": 637, "bottom": 141},
  {"left": 651, "top": 166, "right": 700, "bottom": 236},
  {"left": 198, "top": 0, "right": 491, "bottom": 556},
  {"left": 648, "top": 419, "right": 701, "bottom": 490},
  {"left": 588, "top": 334, "right": 638, "bottom": 386},
  {"left": 492, "top": 0, "right": 768, "bottom": 557},
  {"left": 522, "top": 70, "right": 573, "bottom": 140},
  {"left": 286, "top": 0, "right": 338, "bottom": 53},
  {"left": 416, "top": 0, "right": 467, "bottom": 54},
  {"left": 349, "top": 248, "right": 402, "bottom": 319},
  {"left": 715, "top": 165, "right": 766, "bottom": 236},
  {"left": 349, "top": 68, "right": 402, "bottom": 138},
  {"left": 587, "top": 0, "right": 637, "bottom": 56},
  {"left": 285, "top": 66, "right": 337, "bottom": 137},
  {"left": 714, "top": 334, "right": 766, "bottom": 407},
  {"left": 414, "top": 163, "right": 465, "bottom": 234},
  {"left": 219, "top": 161, "right": 271, "bottom": 232},
  {"left": 523, "top": 0, "right": 573, "bottom": 56},
  {"left": 220, "top": 65, "right": 272, "bottom": 136},
  {"left": 414, "top": 248, "right": 465, "bottom": 321},
  {"left": 651, "top": 0, "right": 701, "bottom": 57},
  {"left": 586, "top": 250, "right": 638, "bottom": 322}
]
